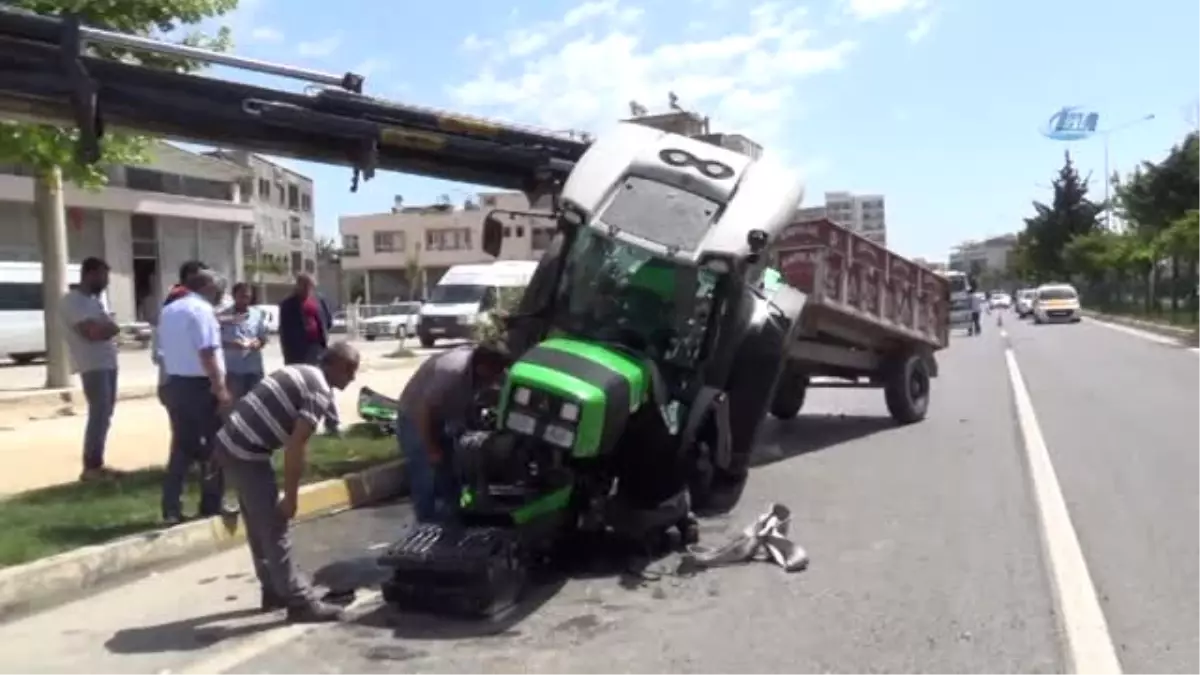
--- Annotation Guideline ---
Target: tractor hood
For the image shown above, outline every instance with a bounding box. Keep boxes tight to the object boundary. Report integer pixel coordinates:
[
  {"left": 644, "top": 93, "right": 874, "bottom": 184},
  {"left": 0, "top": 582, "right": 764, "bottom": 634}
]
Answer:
[{"left": 501, "top": 337, "right": 649, "bottom": 458}]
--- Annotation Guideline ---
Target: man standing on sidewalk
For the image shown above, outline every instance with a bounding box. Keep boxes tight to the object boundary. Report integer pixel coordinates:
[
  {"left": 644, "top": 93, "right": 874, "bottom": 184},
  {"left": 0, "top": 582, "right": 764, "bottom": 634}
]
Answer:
[
  {"left": 60, "top": 257, "right": 122, "bottom": 482},
  {"left": 153, "top": 260, "right": 209, "bottom": 407},
  {"left": 278, "top": 274, "right": 339, "bottom": 435},
  {"left": 215, "top": 342, "right": 360, "bottom": 623},
  {"left": 157, "top": 269, "right": 230, "bottom": 525}
]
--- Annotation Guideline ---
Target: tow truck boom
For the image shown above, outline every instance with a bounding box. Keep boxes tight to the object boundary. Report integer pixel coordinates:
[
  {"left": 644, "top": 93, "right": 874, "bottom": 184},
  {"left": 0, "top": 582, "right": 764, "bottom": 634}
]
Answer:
[{"left": 0, "top": 8, "right": 589, "bottom": 202}]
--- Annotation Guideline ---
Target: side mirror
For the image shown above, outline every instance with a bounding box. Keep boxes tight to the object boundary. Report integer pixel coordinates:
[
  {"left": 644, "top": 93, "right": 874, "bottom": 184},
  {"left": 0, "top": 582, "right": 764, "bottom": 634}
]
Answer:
[{"left": 481, "top": 211, "right": 504, "bottom": 258}]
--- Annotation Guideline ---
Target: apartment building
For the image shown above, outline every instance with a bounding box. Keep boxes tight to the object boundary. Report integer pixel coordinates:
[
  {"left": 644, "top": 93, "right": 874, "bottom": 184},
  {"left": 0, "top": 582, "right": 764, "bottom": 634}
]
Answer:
[
  {"left": 339, "top": 192, "right": 552, "bottom": 304},
  {"left": 206, "top": 150, "right": 317, "bottom": 303},
  {"left": 0, "top": 141, "right": 251, "bottom": 323},
  {"left": 948, "top": 234, "right": 1018, "bottom": 273},
  {"left": 796, "top": 191, "right": 888, "bottom": 246}
]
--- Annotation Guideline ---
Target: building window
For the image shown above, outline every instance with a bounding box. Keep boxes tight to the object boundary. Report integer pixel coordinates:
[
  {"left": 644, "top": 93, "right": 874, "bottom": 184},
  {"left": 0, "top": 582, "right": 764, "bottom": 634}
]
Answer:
[
  {"left": 516, "top": 226, "right": 525, "bottom": 237},
  {"left": 425, "top": 228, "right": 472, "bottom": 251},
  {"left": 531, "top": 226, "right": 554, "bottom": 251},
  {"left": 287, "top": 184, "right": 300, "bottom": 210},
  {"left": 289, "top": 216, "right": 301, "bottom": 240},
  {"left": 257, "top": 178, "right": 270, "bottom": 198},
  {"left": 275, "top": 181, "right": 285, "bottom": 206},
  {"left": 372, "top": 230, "right": 405, "bottom": 253},
  {"left": 503, "top": 227, "right": 512, "bottom": 237},
  {"left": 343, "top": 235, "right": 360, "bottom": 256},
  {"left": 291, "top": 252, "right": 302, "bottom": 274},
  {"left": 300, "top": 193, "right": 312, "bottom": 212},
  {"left": 482, "top": 195, "right": 498, "bottom": 207}
]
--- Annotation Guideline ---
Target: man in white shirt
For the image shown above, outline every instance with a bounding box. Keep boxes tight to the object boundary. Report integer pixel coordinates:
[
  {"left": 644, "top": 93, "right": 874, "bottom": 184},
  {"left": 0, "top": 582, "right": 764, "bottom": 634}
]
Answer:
[
  {"left": 59, "top": 257, "right": 121, "bottom": 481},
  {"left": 157, "top": 269, "right": 231, "bottom": 525}
]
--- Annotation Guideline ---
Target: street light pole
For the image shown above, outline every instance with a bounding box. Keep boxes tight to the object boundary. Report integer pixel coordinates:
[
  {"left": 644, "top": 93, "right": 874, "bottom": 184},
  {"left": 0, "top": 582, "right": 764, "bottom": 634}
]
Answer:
[{"left": 1100, "top": 113, "right": 1156, "bottom": 230}]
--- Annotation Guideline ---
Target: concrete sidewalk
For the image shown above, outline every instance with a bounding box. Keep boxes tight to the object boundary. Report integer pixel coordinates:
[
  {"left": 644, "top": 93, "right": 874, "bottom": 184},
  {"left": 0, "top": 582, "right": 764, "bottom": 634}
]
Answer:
[
  {"left": 0, "top": 360, "right": 424, "bottom": 497},
  {"left": 0, "top": 339, "right": 425, "bottom": 428}
]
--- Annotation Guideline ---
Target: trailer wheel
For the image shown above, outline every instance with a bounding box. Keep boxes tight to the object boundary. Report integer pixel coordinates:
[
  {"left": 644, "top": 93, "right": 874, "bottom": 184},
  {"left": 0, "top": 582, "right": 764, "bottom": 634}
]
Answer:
[
  {"left": 420, "top": 334, "right": 436, "bottom": 348},
  {"left": 884, "top": 352, "right": 930, "bottom": 425},
  {"left": 769, "top": 372, "right": 808, "bottom": 420}
]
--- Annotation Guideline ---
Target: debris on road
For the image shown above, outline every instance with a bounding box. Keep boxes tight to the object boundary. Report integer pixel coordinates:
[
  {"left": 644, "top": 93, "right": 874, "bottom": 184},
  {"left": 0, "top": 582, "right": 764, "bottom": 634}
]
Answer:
[{"left": 679, "top": 503, "right": 809, "bottom": 574}]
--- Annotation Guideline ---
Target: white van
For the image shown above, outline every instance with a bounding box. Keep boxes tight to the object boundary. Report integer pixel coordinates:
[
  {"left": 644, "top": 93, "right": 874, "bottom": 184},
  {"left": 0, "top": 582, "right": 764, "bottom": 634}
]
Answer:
[
  {"left": 0, "top": 261, "right": 110, "bottom": 365},
  {"left": 417, "top": 261, "right": 538, "bottom": 347}
]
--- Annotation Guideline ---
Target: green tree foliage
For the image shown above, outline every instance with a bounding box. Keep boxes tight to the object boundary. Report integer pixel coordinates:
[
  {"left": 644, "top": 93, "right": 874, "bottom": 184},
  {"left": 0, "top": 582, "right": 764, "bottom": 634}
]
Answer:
[
  {"left": 1017, "top": 151, "right": 1104, "bottom": 281},
  {"left": 0, "top": 0, "right": 237, "bottom": 186}
]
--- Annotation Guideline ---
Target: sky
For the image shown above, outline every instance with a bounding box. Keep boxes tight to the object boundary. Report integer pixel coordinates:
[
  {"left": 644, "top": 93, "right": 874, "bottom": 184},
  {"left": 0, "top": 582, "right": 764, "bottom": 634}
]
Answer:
[{"left": 186, "top": 0, "right": 1199, "bottom": 261}]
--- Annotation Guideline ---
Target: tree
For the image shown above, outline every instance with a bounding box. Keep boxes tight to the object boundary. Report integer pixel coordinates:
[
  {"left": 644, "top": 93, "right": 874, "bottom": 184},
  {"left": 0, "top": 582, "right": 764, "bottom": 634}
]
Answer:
[
  {"left": 1019, "top": 151, "right": 1105, "bottom": 283},
  {"left": 0, "top": 0, "right": 236, "bottom": 387},
  {"left": 404, "top": 254, "right": 422, "bottom": 301}
]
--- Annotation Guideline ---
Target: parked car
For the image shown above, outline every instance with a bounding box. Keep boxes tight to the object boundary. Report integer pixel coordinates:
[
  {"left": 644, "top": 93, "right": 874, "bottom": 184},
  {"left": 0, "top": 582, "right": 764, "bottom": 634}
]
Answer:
[
  {"left": 330, "top": 310, "right": 348, "bottom": 334},
  {"left": 989, "top": 292, "right": 1013, "bottom": 310},
  {"left": 1015, "top": 288, "right": 1037, "bottom": 317},
  {"left": 360, "top": 302, "right": 422, "bottom": 341}
]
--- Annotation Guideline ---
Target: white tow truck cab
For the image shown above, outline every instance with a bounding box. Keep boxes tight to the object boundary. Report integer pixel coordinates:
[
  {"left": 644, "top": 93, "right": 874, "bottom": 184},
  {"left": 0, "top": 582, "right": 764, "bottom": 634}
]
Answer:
[
  {"left": 0, "top": 261, "right": 110, "bottom": 364},
  {"left": 416, "top": 260, "right": 538, "bottom": 347},
  {"left": 941, "top": 270, "right": 972, "bottom": 331},
  {"left": 1032, "top": 283, "right": 1083, "bottom": 324}
]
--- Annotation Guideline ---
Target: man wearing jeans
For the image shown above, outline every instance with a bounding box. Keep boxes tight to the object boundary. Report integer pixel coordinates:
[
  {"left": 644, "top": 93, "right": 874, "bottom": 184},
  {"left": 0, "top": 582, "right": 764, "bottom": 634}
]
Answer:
[
  {"left": 60, "top": 257, "right": 121, "bottom": 481},
  {"left": 157, "top": 269, "right": 231, "bottom": 524},
  {"left": 395, "top": 343, "right": 512, "bottom": 522},
  {"left": 220, "top": 282, "right": 269, "bottom": 399}
]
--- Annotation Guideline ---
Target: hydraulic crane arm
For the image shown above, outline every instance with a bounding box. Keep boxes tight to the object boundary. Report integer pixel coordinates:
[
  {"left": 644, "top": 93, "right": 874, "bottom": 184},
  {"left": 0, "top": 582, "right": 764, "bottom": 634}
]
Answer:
[{"left": 0, "top": 8, "right": 589, "bottom": 202}]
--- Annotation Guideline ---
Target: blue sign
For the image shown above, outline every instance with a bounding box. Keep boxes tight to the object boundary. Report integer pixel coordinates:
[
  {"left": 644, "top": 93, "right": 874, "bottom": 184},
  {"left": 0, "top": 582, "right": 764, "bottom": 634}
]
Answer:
[{"left": 1042, "top": 106, "right": 1101, "bottom": 141}]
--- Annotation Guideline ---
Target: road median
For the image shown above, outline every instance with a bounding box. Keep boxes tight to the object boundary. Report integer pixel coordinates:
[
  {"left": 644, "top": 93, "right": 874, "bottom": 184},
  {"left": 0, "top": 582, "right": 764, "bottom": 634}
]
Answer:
[
  {"left": 0, "top": 427, "right": 409, "bottom": 620},
  {"left": 1082, "top": 309, "right": 1199, "bottom": 345}
]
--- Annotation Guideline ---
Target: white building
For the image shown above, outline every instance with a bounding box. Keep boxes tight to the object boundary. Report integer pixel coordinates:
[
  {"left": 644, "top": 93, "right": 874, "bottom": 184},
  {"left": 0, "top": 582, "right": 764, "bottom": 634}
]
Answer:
[
  {"left": 339, "top": 192, "right": 554, "bottom": 304},
  {"left": 948, "top": 234, "right": 1018, "bottom": 273},
  {"left": 0, "top": 142, "right": 252, "bottom": 323},
  {"left": 206, "top": 150, "right": 317, "bottom": 303},
  {"left": 797, "top": 191, "right": 887, "bottom": 246}
]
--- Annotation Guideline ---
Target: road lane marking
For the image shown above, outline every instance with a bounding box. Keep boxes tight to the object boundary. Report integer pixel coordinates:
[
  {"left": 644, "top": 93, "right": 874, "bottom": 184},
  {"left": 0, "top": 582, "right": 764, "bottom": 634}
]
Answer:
[
  {"left": 175, "top": 590, "right": 383, "bottom": 675},
  {"left": 1084, "top": 317, "right": 1198, "bottom": 353},
  {"left": 1003, "top": 349, "right": 1122, "bottom": 674}
]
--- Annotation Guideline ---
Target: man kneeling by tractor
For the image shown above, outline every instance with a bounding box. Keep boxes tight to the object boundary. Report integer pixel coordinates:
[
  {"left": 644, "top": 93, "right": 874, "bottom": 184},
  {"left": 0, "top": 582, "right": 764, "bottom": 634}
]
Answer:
[{"left": 395, "top": 342, "right": 514, "bottom": 524}]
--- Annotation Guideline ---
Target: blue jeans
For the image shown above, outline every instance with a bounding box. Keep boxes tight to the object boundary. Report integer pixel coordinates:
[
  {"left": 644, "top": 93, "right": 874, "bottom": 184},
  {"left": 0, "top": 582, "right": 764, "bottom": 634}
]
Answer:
[
  {"left": 397, "top": 414, "right": 459, "bottom": 523},
  {"left": 80, "top": 368, "right": 118, "bottom": 471},
  {"left": 226, "top": 371, "right": 264, "bottom": 400}
]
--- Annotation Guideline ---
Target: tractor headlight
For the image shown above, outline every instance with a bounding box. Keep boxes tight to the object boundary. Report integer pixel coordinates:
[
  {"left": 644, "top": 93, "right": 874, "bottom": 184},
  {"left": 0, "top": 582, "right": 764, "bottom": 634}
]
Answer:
[
  {"left": 543, "top": 424, "right": 575, "bottom": 449},
  {"left": 505, "top": 411, "right": 537, "bottom": 435},
  {"left": 560, "top": 402, "right": 580, "bottom": 422},
  {"left": 513, "top": 387, "right": 532, "bottom": 406}
]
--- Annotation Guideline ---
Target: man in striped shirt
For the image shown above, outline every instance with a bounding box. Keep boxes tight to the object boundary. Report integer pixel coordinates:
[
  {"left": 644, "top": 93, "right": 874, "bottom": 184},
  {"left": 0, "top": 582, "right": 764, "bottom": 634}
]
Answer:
[{"left": 215, "top": 341, "right": 360, "bottom": 623}]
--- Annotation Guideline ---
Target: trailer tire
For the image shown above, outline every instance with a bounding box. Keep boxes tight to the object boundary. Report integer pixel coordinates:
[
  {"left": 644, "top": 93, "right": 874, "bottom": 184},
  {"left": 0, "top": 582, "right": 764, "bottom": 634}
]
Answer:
[
  {"left": 884, "top": 352, "right": 930, "bottom": 425},
  {"left": 420, "top": 334, "right": 436, "bottom": 348},
  {"left": 769, "top": 372, "right": 808, "bottom": 420}
]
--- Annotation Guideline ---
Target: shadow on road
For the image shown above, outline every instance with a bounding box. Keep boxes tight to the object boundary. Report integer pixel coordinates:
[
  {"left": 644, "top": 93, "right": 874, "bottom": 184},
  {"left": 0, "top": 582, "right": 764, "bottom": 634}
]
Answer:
[
  {"left": 751, "top": 414, "right": 895, "bottom": 468},
  {"left": 104, "top": 608, "right": 283, "bottom": 654}
]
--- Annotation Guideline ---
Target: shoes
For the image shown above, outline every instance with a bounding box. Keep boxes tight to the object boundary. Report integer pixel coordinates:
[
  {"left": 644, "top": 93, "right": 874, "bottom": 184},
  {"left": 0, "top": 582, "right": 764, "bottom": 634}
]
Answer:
[
  {"left": 220, "top": 496, "right": 241, "bottom": 517},
  {"left": 79, "top": 466, "right": 124, "bottom": 482},
  {"left": 260, "top": 592, "right": 343, "bottom": 623},
  {"left": 162, "top": 513, "right": 186, "bottom": 527}
]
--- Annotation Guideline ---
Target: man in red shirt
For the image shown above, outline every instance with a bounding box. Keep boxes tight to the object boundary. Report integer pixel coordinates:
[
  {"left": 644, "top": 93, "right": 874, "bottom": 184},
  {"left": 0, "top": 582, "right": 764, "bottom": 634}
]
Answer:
[{"left": 278, "top": 274, "right": 338, "bottom": 434}]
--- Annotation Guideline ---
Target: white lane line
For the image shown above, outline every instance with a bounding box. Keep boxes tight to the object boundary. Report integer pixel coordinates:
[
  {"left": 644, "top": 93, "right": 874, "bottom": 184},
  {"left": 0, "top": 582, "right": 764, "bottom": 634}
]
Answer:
[
  {"left": 176, "top": 590, "right": 383, "bottom": 675},
  {"left": 1084, "top": 317, "right": 1198, "bottom": 353},
  {"left": 1003, "top": 348, "right": 1122, "bottom": 674}
]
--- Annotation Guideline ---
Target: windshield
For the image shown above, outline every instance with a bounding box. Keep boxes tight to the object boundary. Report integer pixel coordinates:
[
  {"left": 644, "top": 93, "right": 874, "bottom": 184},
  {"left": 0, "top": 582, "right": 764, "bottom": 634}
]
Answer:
[
  {"left": 428, "top": 284, "right": 487, "bottom": 305},
  {"left": 552, "top": 229, "right": 718, "bottom": 365},
  {"left": 1038, "top": 287, "right": 1078, "bottom": 301},
  {"left": 945, "top": 274, "right": 969, "bottom": 295}
]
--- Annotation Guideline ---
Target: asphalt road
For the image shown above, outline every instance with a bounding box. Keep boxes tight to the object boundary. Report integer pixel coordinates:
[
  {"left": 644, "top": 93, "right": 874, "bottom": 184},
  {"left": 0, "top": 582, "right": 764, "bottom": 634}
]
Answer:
[{"left": 0, "top": 313, "right": 1194, "bottom": 674}]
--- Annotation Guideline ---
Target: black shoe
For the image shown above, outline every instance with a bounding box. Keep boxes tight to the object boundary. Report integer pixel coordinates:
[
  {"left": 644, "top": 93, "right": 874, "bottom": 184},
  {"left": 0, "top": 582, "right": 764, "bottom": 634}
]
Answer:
[
  {"left": 162, "top": 513, "right": 186, "bottom": 527},
  {"left": 286, "top": 599, "right": 343, "bottom": 623},
  {"left": 261, "top": 590, "right": 286, "bottom": 612}
]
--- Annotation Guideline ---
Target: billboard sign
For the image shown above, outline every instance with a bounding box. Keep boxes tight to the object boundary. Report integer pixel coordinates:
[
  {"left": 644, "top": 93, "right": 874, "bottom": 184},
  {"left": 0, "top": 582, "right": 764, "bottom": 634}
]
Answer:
[{"left": 1042, "top": 106, "right": 1100, "bottom": 141}]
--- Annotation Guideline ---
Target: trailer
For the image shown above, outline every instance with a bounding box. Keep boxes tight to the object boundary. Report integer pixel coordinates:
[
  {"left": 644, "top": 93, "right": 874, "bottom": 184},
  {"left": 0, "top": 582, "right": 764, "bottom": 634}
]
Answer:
[{"left": 766, "top": 218, "right": 951, "bottom": 425}]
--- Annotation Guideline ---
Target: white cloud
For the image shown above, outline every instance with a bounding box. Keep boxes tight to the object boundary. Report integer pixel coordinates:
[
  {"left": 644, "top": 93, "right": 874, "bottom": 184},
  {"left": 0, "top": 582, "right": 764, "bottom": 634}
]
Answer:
[
  {"left": 353, "top": 58, "right": 389, "bottom": 79},
  {"left": 490, "top": 0, "right": 645, "bottom": 62},
  {"left": 906, "top": 13, "right": 936, "bottom": 43},
  {"left": 449, "top": 2, "right": 858, "bottom": 158},
  {"left": 843, "top": 0, "right": 929, "bottom": 21},
  {"left": 249, "top": 26, "right": 283, "bottom": 43},
  {"left": 297, "top": 34, "right": 343, "bottom": 58}
]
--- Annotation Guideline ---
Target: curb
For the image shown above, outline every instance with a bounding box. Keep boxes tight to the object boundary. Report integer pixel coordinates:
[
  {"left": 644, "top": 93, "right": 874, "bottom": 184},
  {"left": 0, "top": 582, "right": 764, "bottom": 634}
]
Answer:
[
  {"left": 0, "top": 355, "right": 423, "bottom": 419},
  {"left": 0, "top": 458, "right": 408, "bottom": 621},
  {"left": 1082, "top": 309, "right": 1199, "bottom": 343}
]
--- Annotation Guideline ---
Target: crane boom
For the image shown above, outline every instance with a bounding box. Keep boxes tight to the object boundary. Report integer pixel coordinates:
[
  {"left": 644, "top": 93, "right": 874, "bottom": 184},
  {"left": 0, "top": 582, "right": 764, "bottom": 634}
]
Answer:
[{"left": 0, "top": 8, "right": 589, "bottom": 201}]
